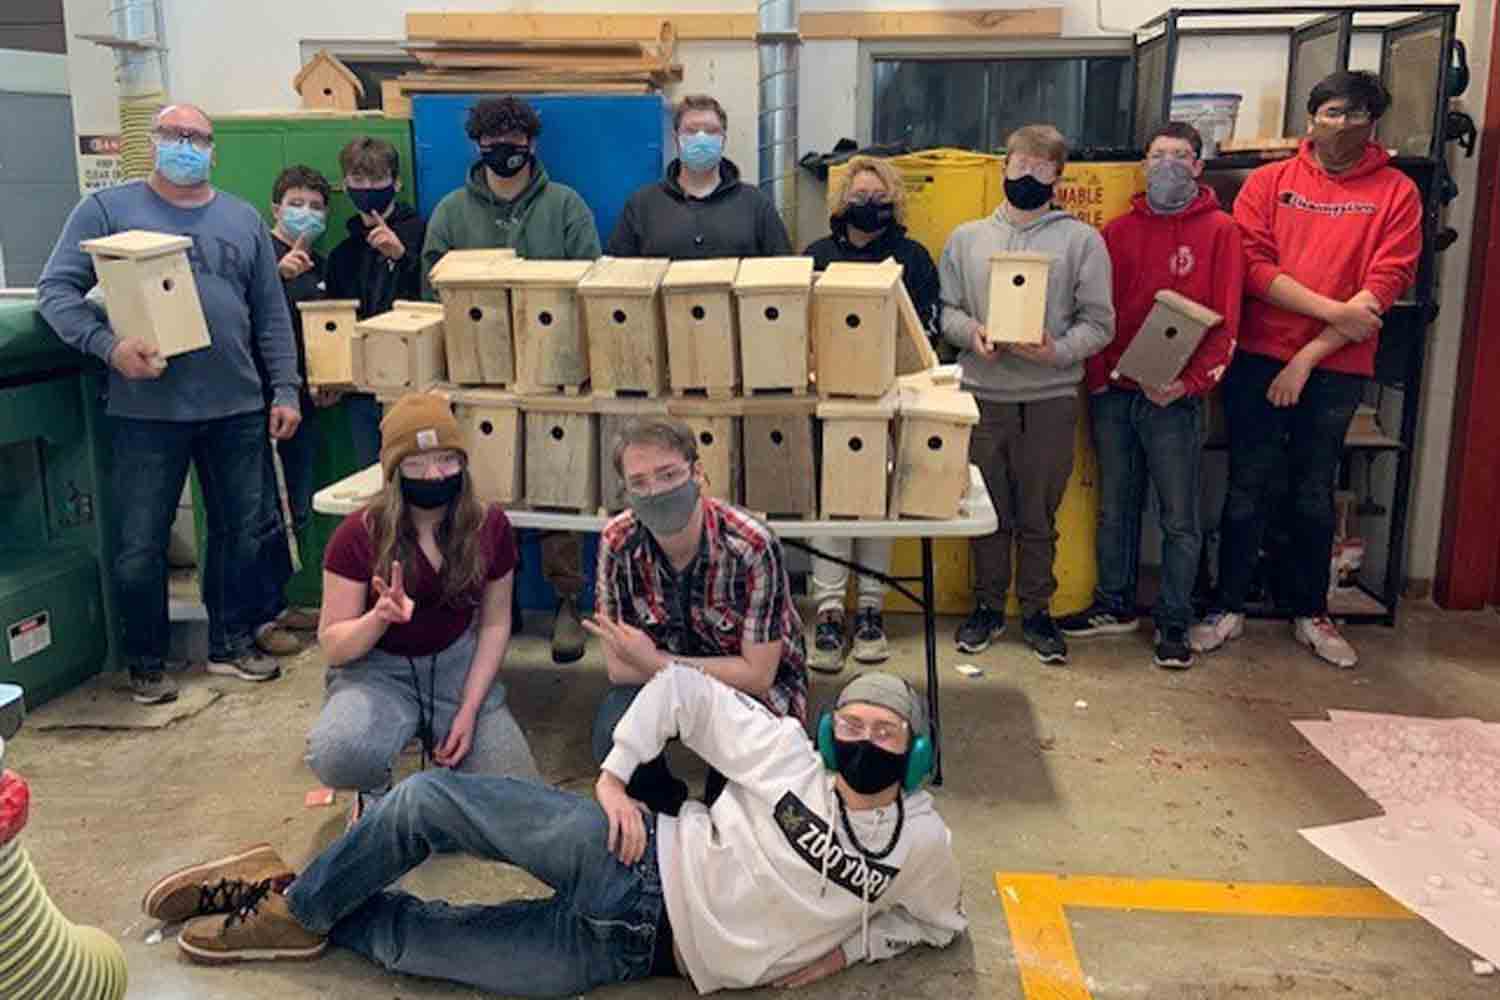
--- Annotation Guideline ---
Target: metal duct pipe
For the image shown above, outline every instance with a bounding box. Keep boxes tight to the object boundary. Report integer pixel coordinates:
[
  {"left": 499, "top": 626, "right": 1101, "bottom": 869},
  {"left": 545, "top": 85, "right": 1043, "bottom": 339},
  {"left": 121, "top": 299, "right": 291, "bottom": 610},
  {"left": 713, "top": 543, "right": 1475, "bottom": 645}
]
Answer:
[
  {"left": 757, "top": 0, "right": 800, "bottom": 247},
  {"left": 110, "top": 0, "right": 169, "bottom": 180}
]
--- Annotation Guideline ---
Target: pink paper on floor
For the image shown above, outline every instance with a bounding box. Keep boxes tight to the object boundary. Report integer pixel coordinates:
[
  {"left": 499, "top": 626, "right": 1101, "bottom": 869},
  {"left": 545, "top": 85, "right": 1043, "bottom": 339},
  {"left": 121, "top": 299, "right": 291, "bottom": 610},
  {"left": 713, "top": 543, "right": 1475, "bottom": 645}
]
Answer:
[{"left": 1301, "top": 799, "right": 1500, "bottom": 965}]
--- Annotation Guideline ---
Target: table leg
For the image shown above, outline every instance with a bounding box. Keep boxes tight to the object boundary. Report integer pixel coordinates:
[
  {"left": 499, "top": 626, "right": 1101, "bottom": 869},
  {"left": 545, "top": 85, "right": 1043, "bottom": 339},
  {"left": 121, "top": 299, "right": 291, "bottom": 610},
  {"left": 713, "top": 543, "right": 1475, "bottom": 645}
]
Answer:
[{"left": 921, "top": 538, "right": 942, "bottom": 786}]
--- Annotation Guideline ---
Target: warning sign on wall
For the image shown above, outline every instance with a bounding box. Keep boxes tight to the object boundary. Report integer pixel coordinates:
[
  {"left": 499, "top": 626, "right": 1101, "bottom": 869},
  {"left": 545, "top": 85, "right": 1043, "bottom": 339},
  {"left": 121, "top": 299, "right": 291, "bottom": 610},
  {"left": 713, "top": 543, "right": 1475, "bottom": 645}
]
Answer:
[{"left": 77, "top": 134, "right": 124, "bottom": 196}]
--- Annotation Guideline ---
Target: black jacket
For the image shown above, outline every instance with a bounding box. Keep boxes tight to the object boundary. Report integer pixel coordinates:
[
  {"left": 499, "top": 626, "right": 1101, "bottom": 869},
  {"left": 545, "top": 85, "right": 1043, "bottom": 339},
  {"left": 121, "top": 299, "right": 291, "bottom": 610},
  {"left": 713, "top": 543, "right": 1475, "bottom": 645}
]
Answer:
[
  {"left": 607, "top": 157, "right": 792, "bottom": 259},
  {"left": 269, "top": 232, "right": 324, "bottom": 408},
  {"left": 325, "top": 203, "right": 427, "bottom": 319},
  {"left": 804, "top": 220, "right": 942, "bottom": 342}
]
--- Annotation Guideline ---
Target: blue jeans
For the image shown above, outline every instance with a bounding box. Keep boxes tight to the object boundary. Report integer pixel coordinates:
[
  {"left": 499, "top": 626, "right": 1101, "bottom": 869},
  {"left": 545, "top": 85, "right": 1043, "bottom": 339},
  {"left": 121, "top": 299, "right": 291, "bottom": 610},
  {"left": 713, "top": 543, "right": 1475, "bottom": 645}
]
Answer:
[
  {"left": 344, "top": 392, "right": 383, "bottom": 470},
  {"left": 1091, "top": 388, "right": 1203, "bottom": 630},
  {"left": 1216, "top": 352, "right": 1364, "bottom": 617},
  {"left": 286, "top": 770, "right": 663, "bottom": 997},
  {"left": 111, "top": 411, "right": 266, "bottom": 671}
]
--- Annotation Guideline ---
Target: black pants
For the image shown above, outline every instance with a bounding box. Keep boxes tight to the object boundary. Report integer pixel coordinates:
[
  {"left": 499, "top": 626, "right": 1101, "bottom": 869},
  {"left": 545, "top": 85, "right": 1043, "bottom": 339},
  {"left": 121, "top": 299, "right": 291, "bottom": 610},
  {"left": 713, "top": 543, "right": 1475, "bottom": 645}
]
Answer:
[{"left": 1215, "top": 352, "right": 1363, "bottom": 617}]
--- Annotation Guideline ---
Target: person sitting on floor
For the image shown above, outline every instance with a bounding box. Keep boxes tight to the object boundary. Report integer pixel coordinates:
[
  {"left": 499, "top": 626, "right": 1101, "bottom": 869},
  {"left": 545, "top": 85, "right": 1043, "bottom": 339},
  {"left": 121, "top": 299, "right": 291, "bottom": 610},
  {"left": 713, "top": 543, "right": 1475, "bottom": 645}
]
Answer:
[
  {"left": 307, "top": 392, "right": 541, "bottom": 827},
  {"left": 586, "top": 416, "right": 810, "bottom": 817},
  {"left": 145, "top": 669, "right": 966, "bottom": 997}
]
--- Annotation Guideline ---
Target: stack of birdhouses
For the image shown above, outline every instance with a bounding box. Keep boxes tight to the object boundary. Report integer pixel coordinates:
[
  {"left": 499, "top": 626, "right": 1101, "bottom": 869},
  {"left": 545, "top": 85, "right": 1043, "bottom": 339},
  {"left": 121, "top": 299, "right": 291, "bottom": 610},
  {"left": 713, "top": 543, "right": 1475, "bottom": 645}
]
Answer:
[{"left": 349, "top": 251, "right": 973, "bottom": 520}]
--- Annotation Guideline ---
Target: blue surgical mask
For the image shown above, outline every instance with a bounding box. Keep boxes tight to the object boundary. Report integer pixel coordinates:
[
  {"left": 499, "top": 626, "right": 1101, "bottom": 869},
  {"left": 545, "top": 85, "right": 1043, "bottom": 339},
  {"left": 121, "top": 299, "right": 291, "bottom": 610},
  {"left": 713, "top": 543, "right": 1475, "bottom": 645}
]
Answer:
[
  {"left": 679, "top": 131, "right": 725, "bottom": 173},
  {"left": 155, "top": 139, "right": 212, "bottom": 186},
  {"left": 279, "top": 205, "right": 326, "bottom": 242}
]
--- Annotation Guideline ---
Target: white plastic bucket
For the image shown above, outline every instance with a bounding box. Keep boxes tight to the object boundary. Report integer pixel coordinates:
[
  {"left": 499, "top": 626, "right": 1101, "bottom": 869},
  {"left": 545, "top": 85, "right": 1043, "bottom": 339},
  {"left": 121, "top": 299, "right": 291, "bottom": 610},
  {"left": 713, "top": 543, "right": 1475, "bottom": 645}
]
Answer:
[{"left": 1170, "top": 92, "right": 1242, "bottom": 157}]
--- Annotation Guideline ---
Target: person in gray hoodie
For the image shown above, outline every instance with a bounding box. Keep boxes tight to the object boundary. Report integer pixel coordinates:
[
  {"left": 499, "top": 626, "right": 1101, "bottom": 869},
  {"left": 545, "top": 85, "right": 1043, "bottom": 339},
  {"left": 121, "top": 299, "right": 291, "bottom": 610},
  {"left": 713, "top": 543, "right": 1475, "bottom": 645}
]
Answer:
[{"left": 939, "top": 124, "right": 1115, "bottom": 665}]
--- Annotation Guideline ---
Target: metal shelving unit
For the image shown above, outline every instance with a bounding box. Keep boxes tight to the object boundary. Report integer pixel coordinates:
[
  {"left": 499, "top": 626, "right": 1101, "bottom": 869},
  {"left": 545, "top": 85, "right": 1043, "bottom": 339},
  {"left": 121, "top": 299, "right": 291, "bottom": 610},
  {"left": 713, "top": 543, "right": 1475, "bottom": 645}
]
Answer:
[{"left": 1131, "top": 5, "right": 1463, "bottom": 625}]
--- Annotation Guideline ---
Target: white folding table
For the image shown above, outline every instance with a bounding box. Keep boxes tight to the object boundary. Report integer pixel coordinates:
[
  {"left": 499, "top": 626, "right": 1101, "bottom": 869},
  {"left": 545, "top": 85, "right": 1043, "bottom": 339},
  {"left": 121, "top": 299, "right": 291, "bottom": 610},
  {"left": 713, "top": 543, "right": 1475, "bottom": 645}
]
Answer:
[{"left": 314, "top": 464, "right": 998, "bottom": 783}]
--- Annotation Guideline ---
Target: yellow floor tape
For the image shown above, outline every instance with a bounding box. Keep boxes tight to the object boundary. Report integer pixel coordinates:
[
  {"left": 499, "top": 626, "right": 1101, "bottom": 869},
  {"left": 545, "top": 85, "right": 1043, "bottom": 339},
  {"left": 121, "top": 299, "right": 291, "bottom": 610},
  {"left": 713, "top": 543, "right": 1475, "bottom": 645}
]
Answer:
[{"left": 994, "top": 872, "right": 1417, "bottom": 1000}]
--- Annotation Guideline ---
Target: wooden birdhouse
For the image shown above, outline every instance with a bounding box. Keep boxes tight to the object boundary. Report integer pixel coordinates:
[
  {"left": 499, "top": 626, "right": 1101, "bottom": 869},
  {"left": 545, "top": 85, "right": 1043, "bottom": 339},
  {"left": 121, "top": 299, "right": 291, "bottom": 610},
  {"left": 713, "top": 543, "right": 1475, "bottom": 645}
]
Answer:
[
  {"left": 817, "top": 391, "right": 897, "bottom": 519},
  {"left": 667, "top": 397, "right": 742, "bottom": 505},
  {"left": 507, "top": 260, "right": 594, "bottom": 395},
  {"left": 429, "top": 249, "right": 519, "bottom": 386},
  {"left": 812, "top": 261, "right": 898, "bottom": 399},
  {"left": 595, "top": 396, "right": 670, "bottom": 513},
  {"left": 662, "top": 258, "right": 741, "bottom": 397},
  {"left": 79, "top": 230, "right": 210, "bottom": 360},
  {"left": 449, "top": 386, "right": 523, "bottom": 507},
  {"left": 894, "top": 279, "right": 939, "bottom": 375},
  {"left": 293, "top": 49, "right": 365, "bottom": 111},
  {"left": 296, "top": 299, "right": 360, "bottom": 388},
  {"left": 985, "top": 252, "right": 1052, "bottom": 346},
  {"left": 352, "top": 300, "right": 446, "bottom": 393},
  {"left": 521, "top": 394, "right": 598, "bottom": 512},
  {"left": 1111, "top": 290, "right": 1223, "bottom": 389},
  {"left": 890, "top": 386, "right": 979, "bottom": 520},
  {"left": 734, "top": 256, "right": 813, "bottom": 395},
  {"left": 577, "top": 256, "right": 671, "bottom": 397},
  {"left": 740, "top": 394, "right": 817, "bottom": 519}
]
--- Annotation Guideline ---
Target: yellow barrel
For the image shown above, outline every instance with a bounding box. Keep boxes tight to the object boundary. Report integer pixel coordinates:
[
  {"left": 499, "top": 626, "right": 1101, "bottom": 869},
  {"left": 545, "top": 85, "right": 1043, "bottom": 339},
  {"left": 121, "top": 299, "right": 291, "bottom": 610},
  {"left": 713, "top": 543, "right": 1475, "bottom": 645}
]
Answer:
[{"left": 826, "top": 151, "right": 1144, "bottom": 617}]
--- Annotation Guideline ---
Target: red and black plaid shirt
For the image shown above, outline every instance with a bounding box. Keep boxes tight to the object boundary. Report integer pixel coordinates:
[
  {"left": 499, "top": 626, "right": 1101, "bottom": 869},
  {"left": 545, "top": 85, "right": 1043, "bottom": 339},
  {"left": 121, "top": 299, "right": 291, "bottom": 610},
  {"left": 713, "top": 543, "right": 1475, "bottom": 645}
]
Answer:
[{"left": 596, "top": 498, "right": 808, "bottom": 722}]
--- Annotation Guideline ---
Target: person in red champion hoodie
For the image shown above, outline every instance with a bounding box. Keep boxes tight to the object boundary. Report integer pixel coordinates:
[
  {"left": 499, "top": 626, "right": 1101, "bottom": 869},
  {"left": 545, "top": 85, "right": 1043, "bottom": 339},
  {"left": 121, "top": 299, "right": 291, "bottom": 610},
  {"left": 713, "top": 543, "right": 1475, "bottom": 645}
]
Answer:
[
  {"left": 1058, "top": 122, "right": 1244, "bottom": 670},
  {"left": 1192, "top": 71, "right": 1421, "bottom": 669}
]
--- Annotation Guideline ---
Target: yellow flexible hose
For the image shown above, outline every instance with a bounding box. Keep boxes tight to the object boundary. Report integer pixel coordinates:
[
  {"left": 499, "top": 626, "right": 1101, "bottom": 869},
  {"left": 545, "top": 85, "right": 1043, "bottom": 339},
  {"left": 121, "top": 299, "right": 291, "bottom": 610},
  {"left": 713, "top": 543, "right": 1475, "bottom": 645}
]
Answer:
[{"left": 0, "top": 838, "right": 127, "bottom": 1000}]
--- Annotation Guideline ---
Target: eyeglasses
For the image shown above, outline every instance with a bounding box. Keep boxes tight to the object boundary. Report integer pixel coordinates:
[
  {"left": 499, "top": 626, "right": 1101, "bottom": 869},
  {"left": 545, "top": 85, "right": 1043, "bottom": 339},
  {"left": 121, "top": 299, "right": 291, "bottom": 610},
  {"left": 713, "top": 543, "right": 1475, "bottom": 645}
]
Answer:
[
  {"left": 1315, "top": 107, "right": 1373, "bottom": 126},
  {"left": 833, "top": 712, "right": 909, "bottom": 748},
  {"left": 152, "top": 127, "right": 214, "bottom": 151},
  {"left": 625, "top": 462, "right": 691, "bottom": 495},
  {"left": 845, "top": 192, "right": 891, "bottom": 206},
  {"left": 1005, "top": 158, "right": 1059, "bottom": 184},
  {"left": 400, "top": 450, "right": 465, "bottom": 477},
  {"left": 1146, "top": 148, "right": 1197, "bottom": 162}
]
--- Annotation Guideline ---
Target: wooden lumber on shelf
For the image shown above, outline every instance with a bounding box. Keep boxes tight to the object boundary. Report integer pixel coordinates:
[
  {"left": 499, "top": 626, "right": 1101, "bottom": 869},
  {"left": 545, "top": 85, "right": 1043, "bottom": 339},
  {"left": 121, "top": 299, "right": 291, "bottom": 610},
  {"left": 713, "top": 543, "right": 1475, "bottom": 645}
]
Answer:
[
  {"left": 800, "top": 8, "right": 1062, "bottom": 38},
  {"left": 406, "top": 12, "right": 758, "bottom": 43}
]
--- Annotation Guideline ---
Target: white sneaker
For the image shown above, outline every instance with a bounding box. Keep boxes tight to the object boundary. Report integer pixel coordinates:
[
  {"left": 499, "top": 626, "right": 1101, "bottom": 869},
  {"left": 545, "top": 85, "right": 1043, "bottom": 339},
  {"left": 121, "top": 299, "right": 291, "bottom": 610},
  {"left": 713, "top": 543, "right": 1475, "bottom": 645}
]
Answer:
[
  {"left": 1189, "top": 611, "right": 1244, "bottom": 653},
  {"left": 1293, "top": 616, "right": 1358, "bottom": 669}
]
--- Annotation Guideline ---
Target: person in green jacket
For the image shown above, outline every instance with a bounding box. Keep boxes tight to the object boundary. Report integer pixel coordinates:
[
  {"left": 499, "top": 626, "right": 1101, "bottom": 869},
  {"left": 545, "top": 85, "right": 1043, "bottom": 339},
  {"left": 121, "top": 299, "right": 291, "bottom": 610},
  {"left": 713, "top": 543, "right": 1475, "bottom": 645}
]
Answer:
[{"left": 421, "top": 95, "right": 602, "bottom": 666}]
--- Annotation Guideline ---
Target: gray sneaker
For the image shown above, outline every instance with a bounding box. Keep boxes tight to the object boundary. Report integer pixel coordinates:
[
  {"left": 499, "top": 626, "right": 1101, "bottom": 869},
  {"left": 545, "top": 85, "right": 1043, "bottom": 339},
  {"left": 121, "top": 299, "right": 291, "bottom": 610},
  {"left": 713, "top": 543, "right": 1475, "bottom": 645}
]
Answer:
[
  {"left": 207, "top": 652, "right": 282, "bottom": 683},
  {"left": 130, "top": 670, "right": 179, "bottom": 705}
]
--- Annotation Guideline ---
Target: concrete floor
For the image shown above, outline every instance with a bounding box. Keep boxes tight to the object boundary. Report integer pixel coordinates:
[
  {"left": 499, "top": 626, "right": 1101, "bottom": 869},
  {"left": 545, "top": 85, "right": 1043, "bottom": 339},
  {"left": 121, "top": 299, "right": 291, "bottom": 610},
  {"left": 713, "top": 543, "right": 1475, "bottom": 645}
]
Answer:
[{"left": 10, "top": 602, "right": 1500, "bottom": 999}]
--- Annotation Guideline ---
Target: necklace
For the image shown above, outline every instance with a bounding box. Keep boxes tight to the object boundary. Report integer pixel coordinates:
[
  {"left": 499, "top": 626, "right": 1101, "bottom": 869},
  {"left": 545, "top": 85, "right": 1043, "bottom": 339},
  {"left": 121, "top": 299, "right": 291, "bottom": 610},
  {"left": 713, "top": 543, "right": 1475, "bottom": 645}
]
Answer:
[{"left": 836, "top": 789, "right": 904, "bottom": 861}]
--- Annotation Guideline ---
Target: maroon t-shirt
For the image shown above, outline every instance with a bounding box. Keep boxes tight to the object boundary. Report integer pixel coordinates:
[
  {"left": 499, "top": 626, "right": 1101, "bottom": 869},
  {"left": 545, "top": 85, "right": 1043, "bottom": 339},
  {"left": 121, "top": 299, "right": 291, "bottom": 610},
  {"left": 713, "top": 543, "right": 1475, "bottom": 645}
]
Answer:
[{"left": 323, "top": 505, "right": 518, "bottom": 657}]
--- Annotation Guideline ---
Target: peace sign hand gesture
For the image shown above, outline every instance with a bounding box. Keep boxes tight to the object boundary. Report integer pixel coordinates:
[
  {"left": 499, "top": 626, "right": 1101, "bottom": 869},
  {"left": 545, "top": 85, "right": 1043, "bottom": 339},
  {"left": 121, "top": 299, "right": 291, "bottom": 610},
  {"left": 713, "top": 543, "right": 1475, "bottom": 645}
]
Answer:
[{"left": 370, "top": 561, "right": 415, "bottom": 626}]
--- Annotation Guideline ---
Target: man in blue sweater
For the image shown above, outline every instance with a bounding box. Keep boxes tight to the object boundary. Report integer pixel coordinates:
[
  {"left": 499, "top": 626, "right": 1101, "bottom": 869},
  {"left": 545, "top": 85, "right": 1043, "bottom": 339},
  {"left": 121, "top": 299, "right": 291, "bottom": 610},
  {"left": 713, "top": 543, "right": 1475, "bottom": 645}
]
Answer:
[{"left": 38, "top": 105, "right": 301, "bottom": 705}]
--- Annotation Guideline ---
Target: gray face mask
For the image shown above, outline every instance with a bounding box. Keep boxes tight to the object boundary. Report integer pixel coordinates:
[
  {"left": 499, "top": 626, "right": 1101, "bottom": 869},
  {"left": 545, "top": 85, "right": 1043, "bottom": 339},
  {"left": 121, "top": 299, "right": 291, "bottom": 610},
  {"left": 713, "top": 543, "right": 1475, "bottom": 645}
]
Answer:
[
  {"left": 627, "top": 477, "right": 701, "bottom": 537},
  {"left": 1145, "top": 157, "right": 1198, "bottom": 214}
]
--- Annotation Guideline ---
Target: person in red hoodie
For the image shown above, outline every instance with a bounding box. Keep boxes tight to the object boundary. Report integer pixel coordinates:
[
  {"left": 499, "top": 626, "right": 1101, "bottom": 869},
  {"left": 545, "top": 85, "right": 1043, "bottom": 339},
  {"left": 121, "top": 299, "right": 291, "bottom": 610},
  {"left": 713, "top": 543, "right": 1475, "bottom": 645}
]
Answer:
[
  {"left": 1058, "top": 122, "right": 1243, "bottom": 670},
  {"left": 1192, "top": 71, "right": 1421, "bottom": 669}
]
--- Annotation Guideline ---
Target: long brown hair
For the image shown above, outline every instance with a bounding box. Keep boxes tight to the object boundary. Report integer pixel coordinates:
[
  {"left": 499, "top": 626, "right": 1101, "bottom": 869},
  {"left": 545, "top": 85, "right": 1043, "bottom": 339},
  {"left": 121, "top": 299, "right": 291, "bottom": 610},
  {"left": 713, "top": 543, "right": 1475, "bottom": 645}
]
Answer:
[{"left": 365, "top": 468, "right": 490, "bottom": 606}]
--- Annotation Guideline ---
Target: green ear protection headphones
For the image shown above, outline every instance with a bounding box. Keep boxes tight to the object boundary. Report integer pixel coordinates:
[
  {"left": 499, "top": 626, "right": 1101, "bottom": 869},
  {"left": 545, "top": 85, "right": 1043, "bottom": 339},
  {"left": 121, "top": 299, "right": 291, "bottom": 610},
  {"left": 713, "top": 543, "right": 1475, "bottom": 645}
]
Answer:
[{"left": 817, "top": 680, "right": 935, "bottom": 793}]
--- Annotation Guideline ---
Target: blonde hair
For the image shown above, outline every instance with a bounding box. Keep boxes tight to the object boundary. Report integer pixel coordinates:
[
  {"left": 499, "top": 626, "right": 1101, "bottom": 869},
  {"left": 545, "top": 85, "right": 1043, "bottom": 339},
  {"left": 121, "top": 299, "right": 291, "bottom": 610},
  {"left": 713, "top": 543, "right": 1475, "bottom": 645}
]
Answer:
[
  {"left": 827, "top": 155, "right": 907, "bottom": 224},
  {"left": 1005, "top": 124, "right": 1069, "bottom": 167},
  {"left": 364, "top": 470, "right": 490, "bottom": 608}
]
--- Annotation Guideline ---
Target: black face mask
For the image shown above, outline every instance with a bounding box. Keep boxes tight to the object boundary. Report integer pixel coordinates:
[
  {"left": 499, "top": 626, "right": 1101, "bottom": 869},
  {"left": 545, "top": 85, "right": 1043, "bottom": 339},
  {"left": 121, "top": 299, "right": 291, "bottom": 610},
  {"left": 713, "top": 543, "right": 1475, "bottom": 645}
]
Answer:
[
  {"left": 400, "top": 472, "right": 463, "bottom": 510},
  {"left": 349, "top": 185, "right": 396, "bottom": 216},
  {"left": 833, "top": 738, "right": 908, "bottom": 795},
  {"left": 1004, "top": 174, "right": 1055, "bottom": 211},
  {"left": 841, "top": 200, "right": 896, "bottom": 235},
  {"left": 481, "top": 143, "right": 532, "bottom": 178}
]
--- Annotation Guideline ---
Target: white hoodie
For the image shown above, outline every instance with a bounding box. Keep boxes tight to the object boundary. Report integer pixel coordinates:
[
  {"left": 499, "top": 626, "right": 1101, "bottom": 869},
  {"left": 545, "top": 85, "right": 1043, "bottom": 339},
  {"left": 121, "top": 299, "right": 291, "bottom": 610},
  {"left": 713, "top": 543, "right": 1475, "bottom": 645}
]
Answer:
[{"left": 602, "top": 665, "right": 967, "bottom": 994}]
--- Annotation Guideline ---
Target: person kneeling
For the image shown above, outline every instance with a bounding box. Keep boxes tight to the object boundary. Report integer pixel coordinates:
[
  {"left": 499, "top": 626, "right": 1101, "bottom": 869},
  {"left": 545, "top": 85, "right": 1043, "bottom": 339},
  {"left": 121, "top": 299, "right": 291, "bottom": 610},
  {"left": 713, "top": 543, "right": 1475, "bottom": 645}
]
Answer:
[
  {"left": 308, "top": 393, "right": 540, "bottom": 827},
  {"left": 146, "top": 668, "right": 965, "bottom": 997}
]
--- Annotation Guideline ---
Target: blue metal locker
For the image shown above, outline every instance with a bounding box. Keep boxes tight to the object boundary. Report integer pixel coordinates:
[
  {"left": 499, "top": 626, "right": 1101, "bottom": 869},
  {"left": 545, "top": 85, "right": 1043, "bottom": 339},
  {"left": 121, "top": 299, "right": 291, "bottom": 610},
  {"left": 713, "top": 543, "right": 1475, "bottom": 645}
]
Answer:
[{"left": 412, "top": 93, "right": 672, "bottom": 249}]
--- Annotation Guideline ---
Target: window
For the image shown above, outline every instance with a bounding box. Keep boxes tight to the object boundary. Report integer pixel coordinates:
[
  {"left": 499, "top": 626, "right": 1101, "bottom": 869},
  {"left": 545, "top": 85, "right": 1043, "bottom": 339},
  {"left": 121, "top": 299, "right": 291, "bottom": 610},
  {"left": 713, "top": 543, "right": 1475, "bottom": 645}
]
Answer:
[{"left": 872, "top": 55, "right": 1135, "bottom": 154}]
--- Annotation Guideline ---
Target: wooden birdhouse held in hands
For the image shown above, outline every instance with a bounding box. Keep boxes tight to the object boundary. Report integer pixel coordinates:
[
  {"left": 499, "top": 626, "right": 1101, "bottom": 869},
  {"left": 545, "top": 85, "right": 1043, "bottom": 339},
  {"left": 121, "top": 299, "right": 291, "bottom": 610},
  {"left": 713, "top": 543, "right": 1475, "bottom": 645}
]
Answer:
[
  {"left": 734, "top": 256, "right": 813, "bottom": 395},
  {"left": 293, "top": 50, "right": 365, "bottom": 111},
  {"left": 985, "top": 252, "right": 1052, "bottom": 346},
  {"left": 297, "top": 299, "right": 360, "bottom": 388},
  {"left": 352, "top": 301, "right": 446, "bottom": 393},
  {"left": 1111, "top": 290, "right": 1223, "bottom": 389},
  {"left": 662, "top": 258, "right": 741, "bottom": 397},
  {"left": 429, "top": 249, "right": 519, "bottom": 386},
  {"left": 578, "top": 256, "right": 671, "bottom": 397},
  {"left": 80, "top": 230, "right": 211, "bottom": 361}
]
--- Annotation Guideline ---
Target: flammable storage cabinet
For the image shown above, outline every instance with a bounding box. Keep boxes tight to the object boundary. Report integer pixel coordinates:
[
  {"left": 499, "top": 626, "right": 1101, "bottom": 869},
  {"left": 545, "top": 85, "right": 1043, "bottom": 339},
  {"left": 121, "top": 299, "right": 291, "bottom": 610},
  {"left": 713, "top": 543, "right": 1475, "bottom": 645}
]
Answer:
[
  {"left": 828, "top": 150, "right": 1143, "bottom": 615},
  {"left": 0, "top": 300, "right": 115, "bottom": 707},
  {"left": 204, "top": 111, "right": 417, "bottom": 605}
]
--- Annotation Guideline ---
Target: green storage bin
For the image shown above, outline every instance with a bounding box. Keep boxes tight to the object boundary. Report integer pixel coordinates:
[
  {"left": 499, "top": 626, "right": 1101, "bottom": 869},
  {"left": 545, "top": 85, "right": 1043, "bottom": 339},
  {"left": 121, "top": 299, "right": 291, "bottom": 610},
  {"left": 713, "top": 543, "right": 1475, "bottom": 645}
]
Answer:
[{"left": 0, "top": 547, "right": 106, "bottom": 707}]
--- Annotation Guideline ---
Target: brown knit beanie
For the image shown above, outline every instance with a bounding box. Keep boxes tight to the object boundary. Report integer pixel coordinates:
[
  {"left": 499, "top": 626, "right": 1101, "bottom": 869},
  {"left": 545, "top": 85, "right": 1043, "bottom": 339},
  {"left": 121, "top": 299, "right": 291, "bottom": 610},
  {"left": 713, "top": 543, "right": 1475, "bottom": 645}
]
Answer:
[{"left": 379, "top": 393, "right": 465, "bottom": 481}]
